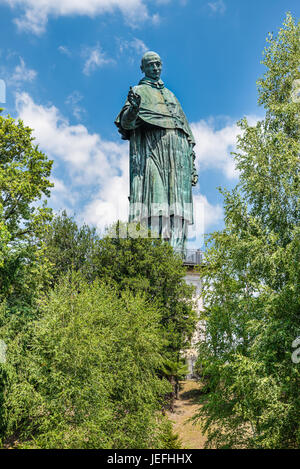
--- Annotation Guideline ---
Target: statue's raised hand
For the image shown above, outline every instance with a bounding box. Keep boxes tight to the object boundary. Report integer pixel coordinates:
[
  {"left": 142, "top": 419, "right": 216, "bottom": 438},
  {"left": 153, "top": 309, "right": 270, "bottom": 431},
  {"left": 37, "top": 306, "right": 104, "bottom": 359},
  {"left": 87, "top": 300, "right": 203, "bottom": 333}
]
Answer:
[
  {"left": 128, "top": 86, "right": 141, "bottom": 110},
  {"left": 192, "top": 172, "right": 198, "bottom": 186},
  {"left": 191, "top": 151, "right": 198, "bottom": 186}
]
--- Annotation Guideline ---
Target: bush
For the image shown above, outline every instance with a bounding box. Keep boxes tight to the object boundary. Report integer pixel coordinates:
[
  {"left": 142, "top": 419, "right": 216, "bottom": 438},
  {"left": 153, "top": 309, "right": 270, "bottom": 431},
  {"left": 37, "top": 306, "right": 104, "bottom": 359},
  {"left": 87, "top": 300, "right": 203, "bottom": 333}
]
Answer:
[{"left": 0, "top": 273, "right": 171, "bottom": 448}]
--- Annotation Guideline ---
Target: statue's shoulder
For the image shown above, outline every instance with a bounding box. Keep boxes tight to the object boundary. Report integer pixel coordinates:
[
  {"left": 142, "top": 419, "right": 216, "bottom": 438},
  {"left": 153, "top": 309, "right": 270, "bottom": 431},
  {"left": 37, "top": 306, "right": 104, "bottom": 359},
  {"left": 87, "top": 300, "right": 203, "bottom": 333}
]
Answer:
[
  {"left": 134, "top": 83, "right": 150, "bottom": 93},
  {"left": 134, "top": 83, "right": 175, "bottom": 97},
  {"left": 131, "top": 84, "right": 141, "bottom": 92},
  {"left": 162, "top": 87, "right": 178, "bottom": 100},
  {"left": 163, "top": 86, "right": 174, "bottom": 94},
  {"left": 162, "top": 87, "right": 184, "bottom": 109},
  {"left": 134, "top": 84, "right": 159, "bottom": 103}
]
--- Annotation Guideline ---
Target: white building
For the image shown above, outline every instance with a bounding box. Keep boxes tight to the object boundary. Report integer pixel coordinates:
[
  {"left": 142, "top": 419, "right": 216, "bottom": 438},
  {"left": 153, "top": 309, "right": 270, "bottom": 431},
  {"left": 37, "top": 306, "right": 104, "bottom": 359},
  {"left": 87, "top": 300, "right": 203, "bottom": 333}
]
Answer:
[{"left": 182, "top": 250, "right": 205, "bottom": 378}]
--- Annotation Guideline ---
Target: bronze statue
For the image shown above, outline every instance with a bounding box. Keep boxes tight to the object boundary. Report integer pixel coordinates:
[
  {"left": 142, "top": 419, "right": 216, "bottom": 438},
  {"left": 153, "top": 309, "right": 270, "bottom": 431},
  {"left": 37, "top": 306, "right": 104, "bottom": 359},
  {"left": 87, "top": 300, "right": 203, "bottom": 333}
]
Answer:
[{"left": 115, "top": 51, "right": 197, "bottom": 252}]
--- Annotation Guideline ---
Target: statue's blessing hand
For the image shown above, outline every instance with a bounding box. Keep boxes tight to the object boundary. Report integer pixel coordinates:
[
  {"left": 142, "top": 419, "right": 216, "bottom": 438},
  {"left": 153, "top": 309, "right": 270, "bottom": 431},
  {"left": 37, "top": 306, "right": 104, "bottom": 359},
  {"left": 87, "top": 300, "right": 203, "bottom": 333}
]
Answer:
[{"left": 128, "top": 87, "right": 141, "bottom": 109}]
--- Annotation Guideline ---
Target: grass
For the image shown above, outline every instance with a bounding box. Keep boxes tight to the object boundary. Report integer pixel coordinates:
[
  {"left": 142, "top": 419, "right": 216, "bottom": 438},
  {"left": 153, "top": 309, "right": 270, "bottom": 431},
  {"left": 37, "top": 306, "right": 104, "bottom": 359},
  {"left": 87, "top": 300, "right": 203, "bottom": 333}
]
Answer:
[{"left": 167, "top": 380, "right": 207, "bottom": 449}]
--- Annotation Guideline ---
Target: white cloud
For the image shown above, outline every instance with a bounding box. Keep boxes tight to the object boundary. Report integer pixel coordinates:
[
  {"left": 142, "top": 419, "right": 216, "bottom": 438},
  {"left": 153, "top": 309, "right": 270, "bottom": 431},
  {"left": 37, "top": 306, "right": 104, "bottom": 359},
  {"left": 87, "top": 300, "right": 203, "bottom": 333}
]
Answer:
[
  {"left": 15, "top": 92, "right": 129, "bottom": 232},
  {"left": 0, "top": 0, "right": 156, "bottom": 34},
  {"left": 191, "top": 116, "right": 261, "bottom": 179},
  {"left": 191, "top": 118, "right": 239, "bottom": 179},
  {"left": 188, "top": 193, "right": 223, "bottom": 248},
  {"left": 9, "top": 57, "right": 37, "bottom": 85},
  {"left": 82, "top": 44, "right": 114, "bottom": 76},
  {"left": 128, "top": 38, "right": 148, "bottom": 55},
  {"left": 196, "top": 194, "right": 223, "bottom": 230},
  {"left": 118, "top": 37, "right": 148, "bottom": 59},
  {"left": 0, "top": 79, "right": 6, "bottom": 103},
  {"left": 208, "top": 0, "right": 226, "bottom": 14},
  {"left": 50, "top": 177, "right": 77, "bottom": 211},
  {"left": 82, "top": 158, "right": 129, "bottom": 231}
]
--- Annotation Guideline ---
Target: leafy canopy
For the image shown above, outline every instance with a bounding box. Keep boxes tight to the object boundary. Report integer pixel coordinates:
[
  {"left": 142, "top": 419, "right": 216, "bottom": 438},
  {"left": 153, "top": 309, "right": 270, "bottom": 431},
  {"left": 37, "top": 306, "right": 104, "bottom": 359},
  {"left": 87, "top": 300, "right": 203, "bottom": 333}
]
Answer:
[
  {"left": 0, "top": 273, "right": 172, "bottom": 449},
  {"left": 0, "top": 110, "right": 53, "bottom": 304},
  {"left": 42, "top": 215, "right": 198, "bottom": 359},
  {"left": 194, "top": 13, "right": 300, "bottom": 449}
]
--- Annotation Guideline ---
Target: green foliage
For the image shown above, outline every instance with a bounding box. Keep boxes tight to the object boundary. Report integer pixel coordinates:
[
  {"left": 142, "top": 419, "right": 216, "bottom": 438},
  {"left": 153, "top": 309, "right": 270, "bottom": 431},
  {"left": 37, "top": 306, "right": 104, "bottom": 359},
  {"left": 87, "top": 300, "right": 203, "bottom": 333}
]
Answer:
[
  {"left": 42, "top": 216, "right": 197, "bottom": 359},
  {"left": 94, "top": 223, "right": 197, "bottom": 358},
  {"left": 158, "top": 419, "right": 183, "bottom": 449},
  {"left": 195, "top": 13, "right": 300, "bottom": 449},
  {"left": 161, "top": 359, "right": 189, "bottom": 381},
  {"left": 0, "top": 110, "right": 53, "bottom": 305},
  {"left": 0, "top": 111, "right": 53, "bottom": 244},
  {"left": 41, "top": 210, "right": 98, "bottom": 285},
  {"left": 161, "top": 358, "right": 189, "bottom": 402},
  {"left": 0, "top": 99, "right": 196, "bottom": 449},
  {"left": 0, "top": 273, "right": 172, "bottom": 448}
]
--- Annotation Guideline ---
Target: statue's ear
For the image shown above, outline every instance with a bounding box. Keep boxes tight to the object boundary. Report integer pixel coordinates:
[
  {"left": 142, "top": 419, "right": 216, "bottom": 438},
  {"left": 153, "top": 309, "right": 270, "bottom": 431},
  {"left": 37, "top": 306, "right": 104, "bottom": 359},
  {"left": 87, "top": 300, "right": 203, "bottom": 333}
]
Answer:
[{"left": 140, "top": 65, "right": 144, "bottom": 73}]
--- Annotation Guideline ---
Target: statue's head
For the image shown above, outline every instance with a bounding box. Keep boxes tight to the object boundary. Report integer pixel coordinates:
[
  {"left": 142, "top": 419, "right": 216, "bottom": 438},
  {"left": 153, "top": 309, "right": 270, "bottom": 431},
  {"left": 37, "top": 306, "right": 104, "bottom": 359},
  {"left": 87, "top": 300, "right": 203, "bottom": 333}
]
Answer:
[{"left": 140, "top": 51, "right": 162, "bottom": 80}]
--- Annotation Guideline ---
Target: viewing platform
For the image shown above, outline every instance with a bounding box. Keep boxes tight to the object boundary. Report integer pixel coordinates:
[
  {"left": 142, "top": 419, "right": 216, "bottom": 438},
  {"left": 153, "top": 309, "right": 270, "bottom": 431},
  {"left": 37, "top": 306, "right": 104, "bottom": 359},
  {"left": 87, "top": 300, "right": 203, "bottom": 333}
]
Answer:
[{"left": 174, "top": 249, "right": 203, "bottom": 267}]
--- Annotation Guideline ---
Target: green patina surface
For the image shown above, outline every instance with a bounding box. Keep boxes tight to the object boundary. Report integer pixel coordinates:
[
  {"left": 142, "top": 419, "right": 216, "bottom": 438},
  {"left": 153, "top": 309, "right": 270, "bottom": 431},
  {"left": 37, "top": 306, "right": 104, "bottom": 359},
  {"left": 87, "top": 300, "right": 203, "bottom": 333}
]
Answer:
[{"left": 115, "top": 52, "right": 197, "bottom": 252}]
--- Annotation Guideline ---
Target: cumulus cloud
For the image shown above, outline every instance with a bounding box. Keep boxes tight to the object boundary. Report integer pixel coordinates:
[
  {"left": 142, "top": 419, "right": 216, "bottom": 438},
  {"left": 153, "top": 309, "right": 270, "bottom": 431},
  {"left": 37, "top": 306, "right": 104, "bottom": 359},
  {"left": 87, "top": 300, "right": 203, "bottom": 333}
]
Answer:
[
  {"left": 191, "top": 118, "right": 239, "bottom": 179},
  {"left": 16, "top": 92, "right": 129, "bottom": 232},
  {"left": 188, "top": 193, "right": 223, "bottom": 247},
  {"left": 9, "top": 57, "right": 37, "bottom": 85},
  {"left": 82, "top": 157, "right": 129, "bottom": 230},
  {"left": 0, "top": 0, "right": 156, "bottom": 34},
  {"left": 82, "top": 44, "right": 114, "bottom": 76},
  {"left": 191, "top": 116, "right": 261, "bottom": 179},
  {"left": 195, "top": 194, "right": 223, "bottom": 231},
  {"left": 49, "top": 177, "right": 77, "bottom": 211}
]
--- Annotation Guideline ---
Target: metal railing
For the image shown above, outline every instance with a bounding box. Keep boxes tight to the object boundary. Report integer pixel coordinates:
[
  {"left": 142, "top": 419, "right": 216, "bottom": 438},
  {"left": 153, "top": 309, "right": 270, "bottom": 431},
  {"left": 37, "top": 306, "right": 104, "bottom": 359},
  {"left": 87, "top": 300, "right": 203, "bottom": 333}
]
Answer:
[{"left": 174, "top": 249, "right": 203, "bottom": 266}]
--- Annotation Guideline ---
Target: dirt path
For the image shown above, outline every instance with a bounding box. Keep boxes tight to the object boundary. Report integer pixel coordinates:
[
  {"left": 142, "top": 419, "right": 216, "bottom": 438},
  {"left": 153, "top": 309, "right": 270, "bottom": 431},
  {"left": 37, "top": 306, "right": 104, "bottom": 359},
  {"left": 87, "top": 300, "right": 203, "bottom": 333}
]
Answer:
[{"left": 167, "top": 380, "right": 206, "bottom": 449}]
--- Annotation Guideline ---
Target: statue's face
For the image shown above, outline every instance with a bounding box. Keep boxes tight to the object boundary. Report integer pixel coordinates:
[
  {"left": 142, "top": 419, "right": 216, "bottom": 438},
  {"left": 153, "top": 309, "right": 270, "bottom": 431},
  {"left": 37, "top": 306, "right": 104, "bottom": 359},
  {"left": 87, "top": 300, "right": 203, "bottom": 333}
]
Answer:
[{"left": 142, "top": 58, "right": 162, "bottom": 80}]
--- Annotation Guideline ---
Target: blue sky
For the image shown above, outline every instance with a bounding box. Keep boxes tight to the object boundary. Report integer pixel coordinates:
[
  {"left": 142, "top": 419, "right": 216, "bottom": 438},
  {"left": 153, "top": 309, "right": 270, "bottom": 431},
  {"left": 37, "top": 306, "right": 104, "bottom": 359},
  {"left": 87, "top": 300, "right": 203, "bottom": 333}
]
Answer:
[{"left": 0, "top": 0, "right": 299, "bottom": 248}]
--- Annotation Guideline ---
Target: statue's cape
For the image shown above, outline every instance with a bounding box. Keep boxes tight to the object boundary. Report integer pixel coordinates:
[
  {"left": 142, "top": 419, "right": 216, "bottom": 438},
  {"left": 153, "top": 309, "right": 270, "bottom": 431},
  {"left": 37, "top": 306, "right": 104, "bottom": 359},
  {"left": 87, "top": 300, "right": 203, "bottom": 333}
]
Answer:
[{"left": 115, "top": 78, "right": 195, "bottom": 145}]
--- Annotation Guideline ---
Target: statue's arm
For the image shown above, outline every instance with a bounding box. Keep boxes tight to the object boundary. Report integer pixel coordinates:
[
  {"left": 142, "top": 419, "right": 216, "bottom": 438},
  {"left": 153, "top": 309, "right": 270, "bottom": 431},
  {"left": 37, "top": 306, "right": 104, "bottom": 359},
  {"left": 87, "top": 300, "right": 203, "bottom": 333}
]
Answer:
[
  {"left": 121, "top": 105, "right": 139, "bottom": 129},
  {"left": 121, "top": 87, "right": 141, "bottom": 130}
]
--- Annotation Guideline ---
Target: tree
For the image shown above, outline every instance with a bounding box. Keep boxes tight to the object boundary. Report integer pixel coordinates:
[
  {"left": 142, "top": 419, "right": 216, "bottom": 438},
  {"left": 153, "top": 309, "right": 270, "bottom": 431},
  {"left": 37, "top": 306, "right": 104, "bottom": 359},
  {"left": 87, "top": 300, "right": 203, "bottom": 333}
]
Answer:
[
  {"left": 41, "top": 210, "right": 98, "bottom": 285},
  {"left": 194, "top": 13, "right": 300, "bottom": 449},
  {"left": 0, "top": 273, "right": 173, "bottom": 448},
  {"left": 0, "top": 110, "right": 53, "bottom": 305},
  {"left": 42, "top": 216, "right": 197, "bottom": 360},
  {"left": 93, "top": 223, "right": 197, "bottom": 359},
  {"left": 161, "top": 358, "right": 189, "bottom": 404}
]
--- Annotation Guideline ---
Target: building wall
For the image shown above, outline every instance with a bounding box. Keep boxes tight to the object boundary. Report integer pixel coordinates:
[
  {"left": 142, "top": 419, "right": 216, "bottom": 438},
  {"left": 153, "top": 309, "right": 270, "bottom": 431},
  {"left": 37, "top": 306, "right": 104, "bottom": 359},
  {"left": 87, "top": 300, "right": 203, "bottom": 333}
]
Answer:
[{"left": 183, "top": 268, "right": 205, "bottom": 378}]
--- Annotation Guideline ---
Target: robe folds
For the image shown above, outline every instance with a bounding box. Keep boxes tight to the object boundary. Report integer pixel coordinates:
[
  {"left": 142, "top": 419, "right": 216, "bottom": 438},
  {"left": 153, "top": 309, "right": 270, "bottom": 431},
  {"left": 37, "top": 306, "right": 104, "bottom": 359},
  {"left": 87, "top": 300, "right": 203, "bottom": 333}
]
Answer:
[{"left": 115, "top": 77, "right": 196, "bottom": 244}]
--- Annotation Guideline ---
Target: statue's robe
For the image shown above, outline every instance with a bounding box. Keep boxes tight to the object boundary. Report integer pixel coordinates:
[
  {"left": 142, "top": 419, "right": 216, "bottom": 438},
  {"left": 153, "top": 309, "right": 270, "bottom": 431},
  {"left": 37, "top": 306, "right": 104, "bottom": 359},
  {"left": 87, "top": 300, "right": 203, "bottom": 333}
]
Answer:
[{"left": 115, "top": 77, "right": 196, "bottom": 249}]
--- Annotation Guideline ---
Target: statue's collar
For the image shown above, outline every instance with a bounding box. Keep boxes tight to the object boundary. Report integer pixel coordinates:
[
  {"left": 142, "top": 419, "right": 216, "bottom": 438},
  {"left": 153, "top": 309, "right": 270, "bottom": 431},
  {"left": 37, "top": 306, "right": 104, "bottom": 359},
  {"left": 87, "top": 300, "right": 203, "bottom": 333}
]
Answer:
[{"left": 138, "top": 77, "right": 165, "bottom": 89}]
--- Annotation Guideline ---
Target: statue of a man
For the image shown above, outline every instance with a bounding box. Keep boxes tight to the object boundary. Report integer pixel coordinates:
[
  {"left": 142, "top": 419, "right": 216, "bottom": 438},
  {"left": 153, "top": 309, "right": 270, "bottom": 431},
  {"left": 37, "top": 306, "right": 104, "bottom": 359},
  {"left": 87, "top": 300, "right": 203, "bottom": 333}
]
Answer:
[{"left": 115, "top": 51, "right": 197, "bottom": 252}]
